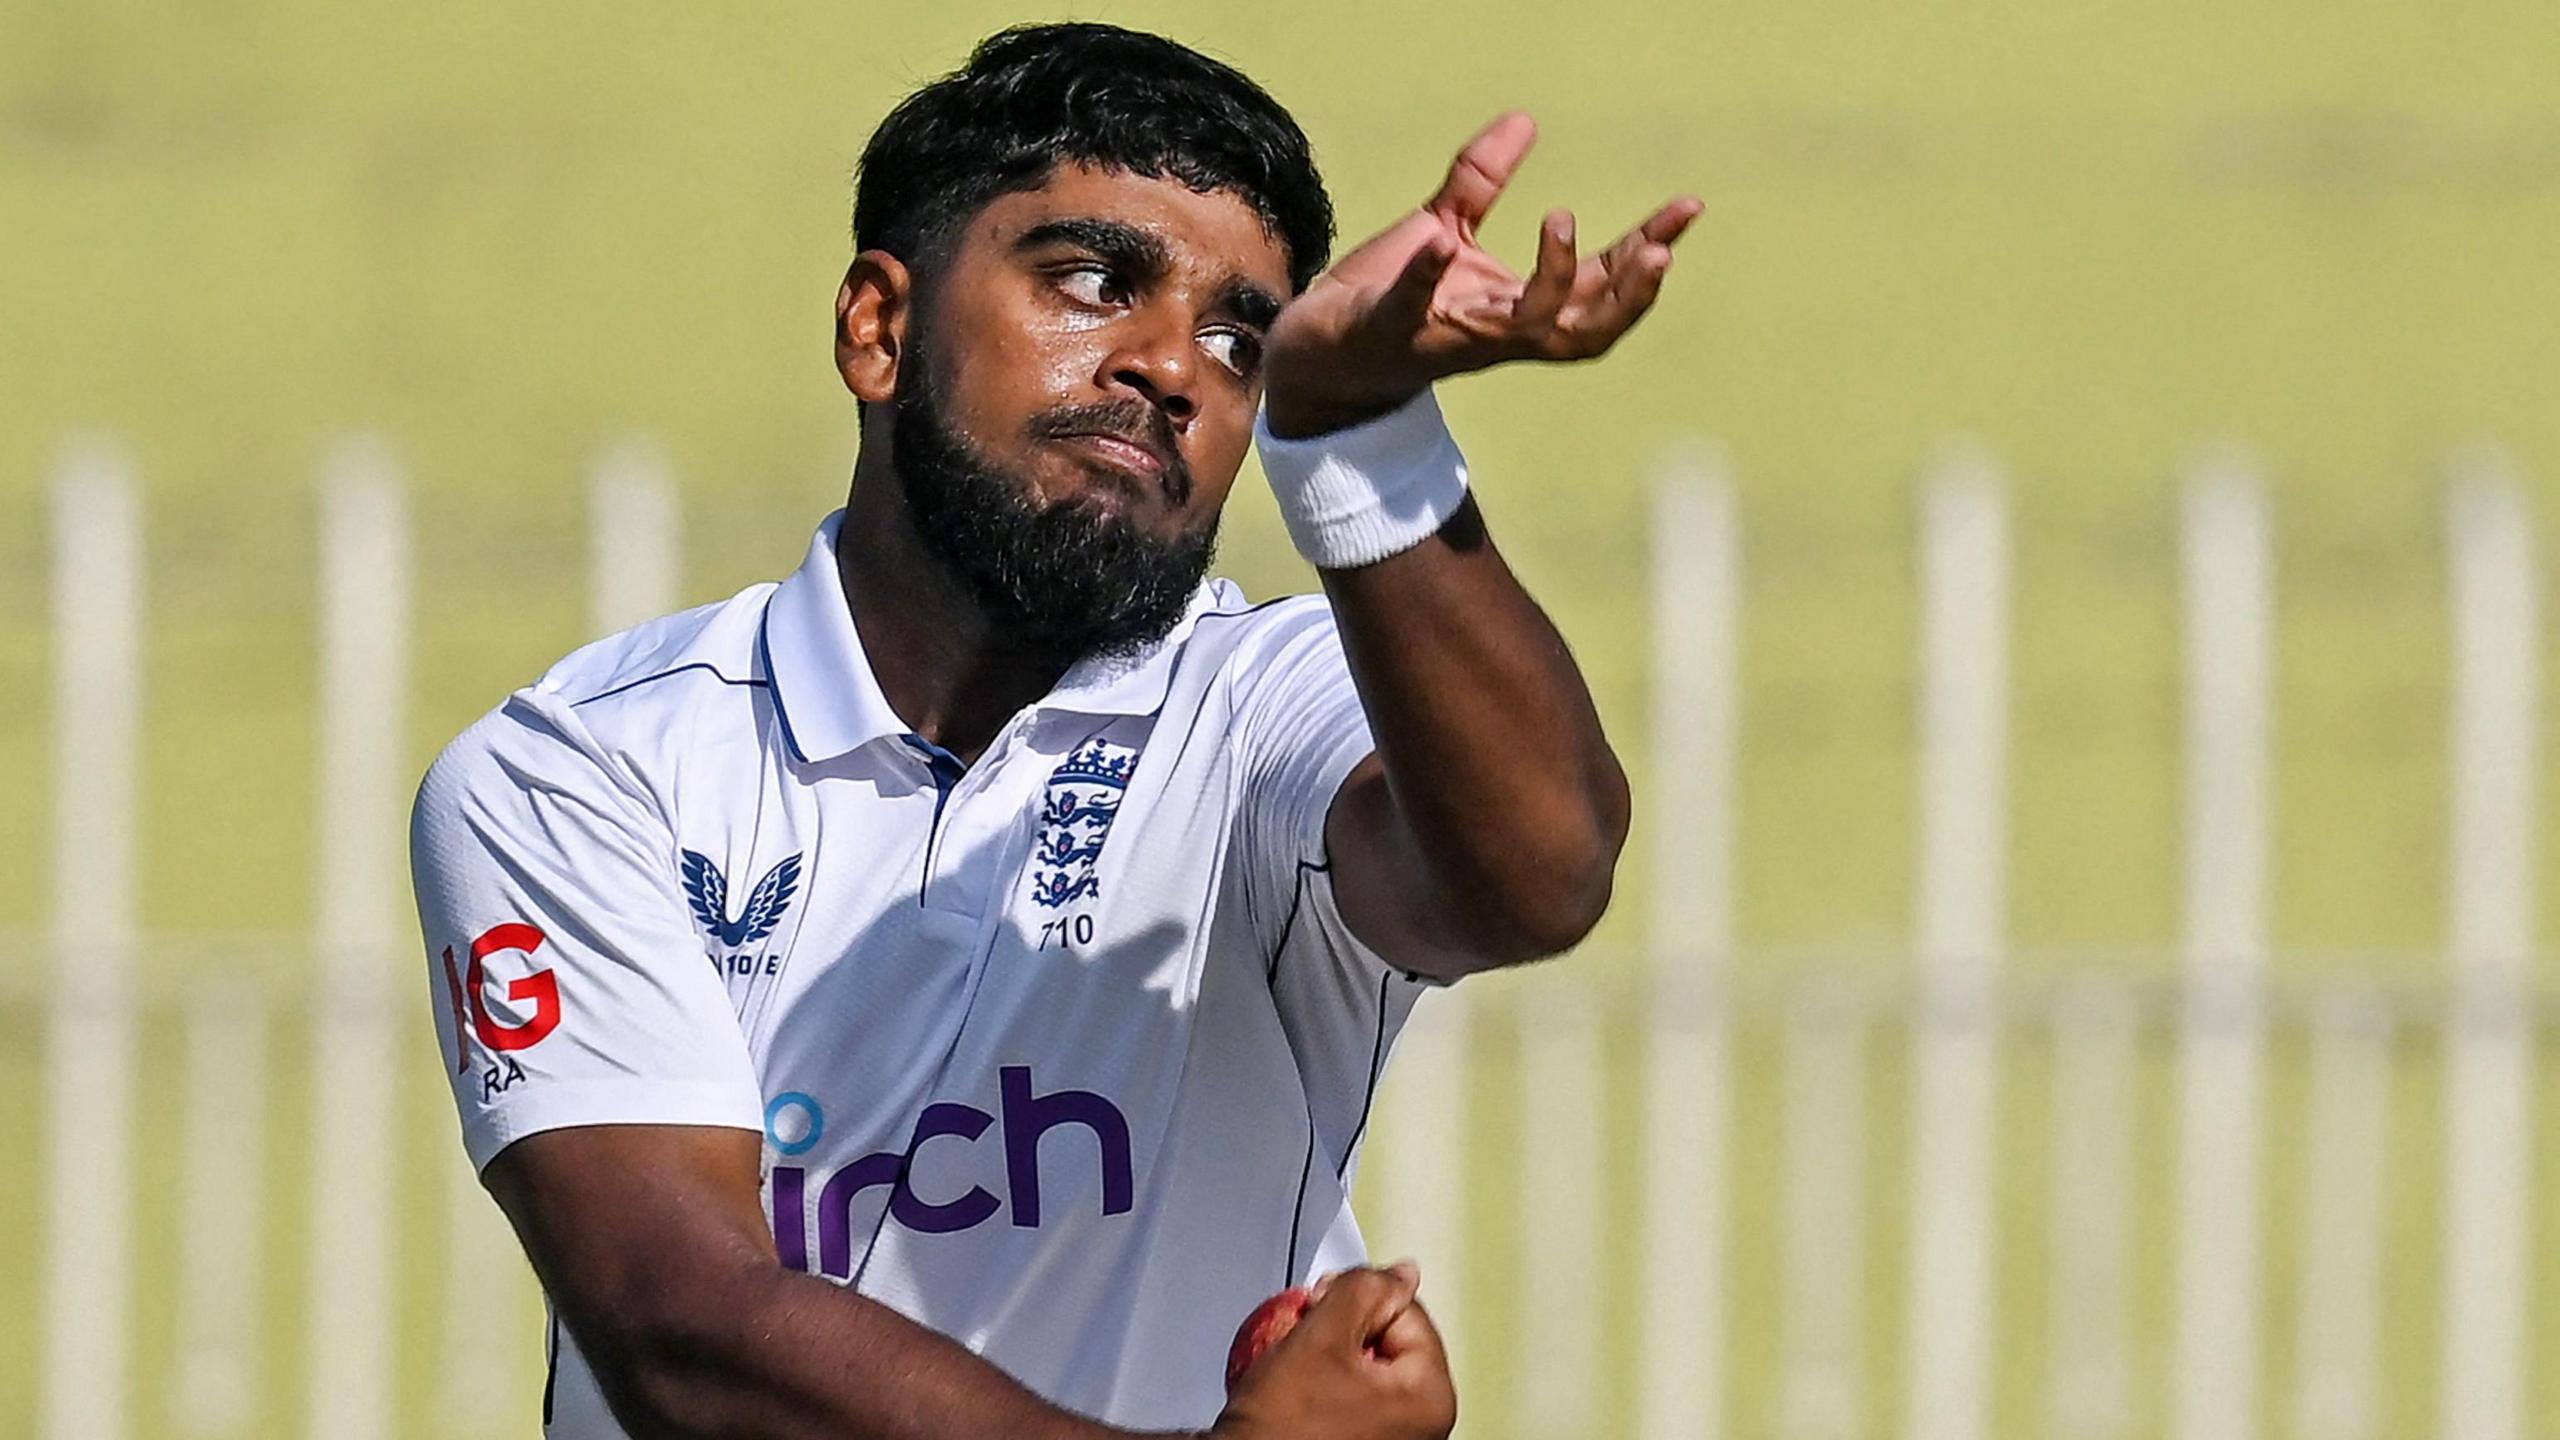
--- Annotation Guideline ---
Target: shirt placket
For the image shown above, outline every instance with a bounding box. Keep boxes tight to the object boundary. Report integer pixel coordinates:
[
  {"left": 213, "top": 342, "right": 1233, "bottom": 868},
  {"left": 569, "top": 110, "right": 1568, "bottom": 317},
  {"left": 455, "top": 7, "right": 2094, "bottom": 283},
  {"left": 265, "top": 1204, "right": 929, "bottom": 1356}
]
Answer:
[{"left": 908, "top": 719, "right": 1037, "bottom": 919}]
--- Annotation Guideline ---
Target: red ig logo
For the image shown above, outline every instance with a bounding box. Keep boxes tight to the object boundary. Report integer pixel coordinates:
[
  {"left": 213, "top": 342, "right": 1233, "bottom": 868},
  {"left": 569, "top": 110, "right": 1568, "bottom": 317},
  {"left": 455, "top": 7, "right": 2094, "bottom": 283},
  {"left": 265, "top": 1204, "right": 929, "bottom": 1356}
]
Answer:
[{"left": 441, "top": 922, "right": 562, "bottom": 1074}]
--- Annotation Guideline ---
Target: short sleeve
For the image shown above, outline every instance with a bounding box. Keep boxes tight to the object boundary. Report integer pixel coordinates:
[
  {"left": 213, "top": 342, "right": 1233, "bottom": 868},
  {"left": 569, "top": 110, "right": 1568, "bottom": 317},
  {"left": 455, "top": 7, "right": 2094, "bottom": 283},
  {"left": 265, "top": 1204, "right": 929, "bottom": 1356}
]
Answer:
[
  {"left": 410, "top": 691, "right": 764, "bottom": 1172},
  {"left": 1225, "top": 607, "right": 1446, "bottom": 1186},
  {"left": 1228, "top": 607, "right": 1451, "bottom": 994}
]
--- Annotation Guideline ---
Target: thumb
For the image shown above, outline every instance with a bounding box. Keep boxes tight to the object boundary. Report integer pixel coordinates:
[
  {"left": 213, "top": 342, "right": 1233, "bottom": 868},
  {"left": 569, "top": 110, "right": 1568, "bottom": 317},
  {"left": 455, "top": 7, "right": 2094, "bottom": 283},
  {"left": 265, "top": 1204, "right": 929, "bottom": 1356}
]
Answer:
[{"left": 1297, "top": 1266, "right": 1420, "bottom": 1353}]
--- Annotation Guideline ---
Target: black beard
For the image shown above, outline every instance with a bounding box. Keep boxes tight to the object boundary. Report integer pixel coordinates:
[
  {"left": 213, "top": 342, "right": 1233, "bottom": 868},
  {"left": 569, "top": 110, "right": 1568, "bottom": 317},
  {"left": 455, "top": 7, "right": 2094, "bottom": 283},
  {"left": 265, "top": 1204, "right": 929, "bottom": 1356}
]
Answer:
[{"left": 890, "top": 338, "right": 1218, "bottom": 666}]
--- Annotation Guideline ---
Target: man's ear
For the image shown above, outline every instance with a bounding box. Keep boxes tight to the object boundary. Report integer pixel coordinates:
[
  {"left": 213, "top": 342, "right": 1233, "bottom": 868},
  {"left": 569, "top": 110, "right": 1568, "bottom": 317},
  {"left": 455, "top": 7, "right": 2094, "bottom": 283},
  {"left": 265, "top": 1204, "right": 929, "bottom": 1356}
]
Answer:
[{"left": 836, "top": 250, "right": 914, "bottom": 404}]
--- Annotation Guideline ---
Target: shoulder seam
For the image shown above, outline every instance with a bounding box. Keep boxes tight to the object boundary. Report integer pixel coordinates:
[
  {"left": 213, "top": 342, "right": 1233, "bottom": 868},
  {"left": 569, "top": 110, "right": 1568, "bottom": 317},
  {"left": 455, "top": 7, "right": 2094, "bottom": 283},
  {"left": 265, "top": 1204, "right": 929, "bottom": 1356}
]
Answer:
[{"left": 568, "top": 663, "right": 769, "bottom": 708}]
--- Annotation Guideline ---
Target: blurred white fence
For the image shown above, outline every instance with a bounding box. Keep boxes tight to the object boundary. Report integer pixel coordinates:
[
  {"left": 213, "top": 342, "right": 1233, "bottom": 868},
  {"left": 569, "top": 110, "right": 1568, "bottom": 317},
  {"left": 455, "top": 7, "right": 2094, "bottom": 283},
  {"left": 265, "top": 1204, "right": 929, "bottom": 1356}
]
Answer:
[{"left": 18, "top": 435, "right": 2550, "bottom": 1440}]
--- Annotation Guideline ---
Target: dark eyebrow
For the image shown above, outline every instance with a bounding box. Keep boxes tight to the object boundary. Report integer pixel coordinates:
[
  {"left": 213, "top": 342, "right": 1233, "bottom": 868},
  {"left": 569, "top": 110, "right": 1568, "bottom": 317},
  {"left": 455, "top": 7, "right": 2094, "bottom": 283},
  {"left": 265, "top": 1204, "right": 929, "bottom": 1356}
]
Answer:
[
  {"left": 1214, "top": 274, "right": 1283, "bottom": 331},
  {"left": 1014, "top": 217, "right": 1168, "bottom": 280},
  {"left": 1013, "top": 216, "right": 1284, "bottom": 332}
]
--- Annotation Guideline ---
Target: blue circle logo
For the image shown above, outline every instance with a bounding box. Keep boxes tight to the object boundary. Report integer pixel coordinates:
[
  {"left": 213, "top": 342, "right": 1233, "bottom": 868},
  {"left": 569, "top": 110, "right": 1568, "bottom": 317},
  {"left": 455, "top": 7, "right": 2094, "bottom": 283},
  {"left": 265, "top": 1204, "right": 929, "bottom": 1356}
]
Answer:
[{"left": 764, "top": 1091, "right": 824, "bottom": 1156}]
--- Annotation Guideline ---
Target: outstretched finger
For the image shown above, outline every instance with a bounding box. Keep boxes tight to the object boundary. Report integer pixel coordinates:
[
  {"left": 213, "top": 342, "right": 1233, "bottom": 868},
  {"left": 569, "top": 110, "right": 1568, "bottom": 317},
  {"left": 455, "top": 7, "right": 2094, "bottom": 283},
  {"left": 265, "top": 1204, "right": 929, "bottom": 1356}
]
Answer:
[
  {"left": 1635, "top": 195, "right": 1706, "bottom": 247},
  {"left": 1590, "top": 198, "right": 1702, "bottom": 287},
  {"left": 1562, "top": 242, "right": 1676, "bottom": 355},
  {"left": 1373, "top": 228, "right": 1459, "bottom": 334},
  {"left": 1424, "top": 110, "right": 1538, "bottom": 239},
  {"left": 1508, "top": 209, "right": 1579, "bottom": 335}
]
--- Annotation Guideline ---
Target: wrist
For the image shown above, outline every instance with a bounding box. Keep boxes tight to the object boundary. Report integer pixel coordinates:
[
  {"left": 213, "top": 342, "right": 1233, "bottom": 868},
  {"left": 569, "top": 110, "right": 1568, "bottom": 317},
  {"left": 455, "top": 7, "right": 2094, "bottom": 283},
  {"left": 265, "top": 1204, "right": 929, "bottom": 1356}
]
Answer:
[
  {"left": 1258, "top": 386, "right": 1418, "bottom": 442},
  {"left": 1251, "top": 385, "right": 1471, "bottom": 570}
]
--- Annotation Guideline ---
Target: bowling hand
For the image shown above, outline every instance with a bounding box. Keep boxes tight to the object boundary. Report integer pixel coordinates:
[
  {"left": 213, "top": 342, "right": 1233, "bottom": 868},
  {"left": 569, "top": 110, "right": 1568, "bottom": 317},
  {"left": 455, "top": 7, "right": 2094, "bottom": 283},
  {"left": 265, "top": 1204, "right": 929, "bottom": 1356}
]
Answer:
[{"left": 1206, "top": 1262, "right": 1456, "bottom": 1440}]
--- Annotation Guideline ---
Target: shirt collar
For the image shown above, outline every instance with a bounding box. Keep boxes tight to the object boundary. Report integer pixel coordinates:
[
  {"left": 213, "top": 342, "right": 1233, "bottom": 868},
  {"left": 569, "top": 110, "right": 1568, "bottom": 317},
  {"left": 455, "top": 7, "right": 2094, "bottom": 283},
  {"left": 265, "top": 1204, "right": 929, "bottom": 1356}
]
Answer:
[
  {"left": 1039, "top": 576, "right": 1230, "bottom": 719},
  {"left": 759, "top": 511, "right": 909, "bottom": 764},
  {"left": 760, "top": 510, "right": 1231, "bottom": 762}
]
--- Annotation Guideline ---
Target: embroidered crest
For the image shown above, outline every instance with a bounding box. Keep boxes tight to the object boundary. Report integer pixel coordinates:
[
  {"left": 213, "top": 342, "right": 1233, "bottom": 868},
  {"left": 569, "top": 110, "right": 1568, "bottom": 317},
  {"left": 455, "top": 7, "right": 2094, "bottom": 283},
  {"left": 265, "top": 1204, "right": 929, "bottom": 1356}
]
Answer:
[
  {"left": 682, "top": 849, "right": 804, "bottom": 948},
  {"left": 1029, "top": 738, "right": 1136, "bottom": 910}
]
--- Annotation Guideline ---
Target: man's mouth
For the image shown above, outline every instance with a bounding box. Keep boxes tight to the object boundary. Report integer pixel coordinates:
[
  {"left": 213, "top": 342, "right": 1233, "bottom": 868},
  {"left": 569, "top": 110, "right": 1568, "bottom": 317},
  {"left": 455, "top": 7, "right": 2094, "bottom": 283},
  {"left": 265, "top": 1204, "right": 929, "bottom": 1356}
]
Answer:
[{"left": 1055, "top": 431, "right": 1168, "bottom": 478}]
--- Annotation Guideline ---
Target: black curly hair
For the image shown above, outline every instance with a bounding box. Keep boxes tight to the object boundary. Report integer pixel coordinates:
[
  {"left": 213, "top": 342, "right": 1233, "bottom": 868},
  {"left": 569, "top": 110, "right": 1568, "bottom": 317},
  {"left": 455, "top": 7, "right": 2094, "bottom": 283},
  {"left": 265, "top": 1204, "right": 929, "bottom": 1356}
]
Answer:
[{"left": 853, "top": 22, "right": 1335, "bottom": 304}]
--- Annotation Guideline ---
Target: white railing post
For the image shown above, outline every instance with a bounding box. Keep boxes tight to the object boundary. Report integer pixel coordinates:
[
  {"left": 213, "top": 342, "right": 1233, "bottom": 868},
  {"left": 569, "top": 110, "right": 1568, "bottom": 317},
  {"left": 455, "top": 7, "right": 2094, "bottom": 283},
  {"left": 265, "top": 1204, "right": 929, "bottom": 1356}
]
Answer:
[
  {"left": 588, "top": 437, "right": 681, "bottom": 637},
  {"left": 2173, "top": 449, "right": 2271, "bottom": 1440},
  {"left": 1779, "top": 983, "right": 1867, "bottom": 1440},
  {"left": 440, "top": 1130, "right": 529, "bottom": 1436},
  {"left": 1371, "top": 986, "right": 1472, "bottom": 1403},
  {"left": 43, "top": 437, "right": 141, "bottom": 1440},
  {"left": 1639, "top": 451, "right": 1736, "bottom": 1439},
  {"left": 305, "top": 438, "right": 410, "bottom": 1440},
  {"left": 173, "top": 966, "right": 268, "bottom": 1436},
  {"left": 1905, "top": 448, "right": 2008, "bottom": 1440},
  {"left": 2292, "top": 992, "right": 2392, "bottom": 1440},
  {"left": 2046, "top": 986, "right": 2137, "bottom": 1439},
  {"left": 1515, "top": 982, "right": 1606, "bottom": 1437},
  {"left": 2441, "top": 458, "right": 2535, "bottom": 1440}
]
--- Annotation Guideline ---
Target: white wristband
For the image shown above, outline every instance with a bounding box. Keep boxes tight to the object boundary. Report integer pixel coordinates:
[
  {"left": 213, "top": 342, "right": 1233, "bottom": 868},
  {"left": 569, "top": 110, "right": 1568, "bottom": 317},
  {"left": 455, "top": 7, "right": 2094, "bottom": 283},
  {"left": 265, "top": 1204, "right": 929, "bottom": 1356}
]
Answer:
[{"left": 1251, "top": 386, "right": 1471, "bottom": 570}]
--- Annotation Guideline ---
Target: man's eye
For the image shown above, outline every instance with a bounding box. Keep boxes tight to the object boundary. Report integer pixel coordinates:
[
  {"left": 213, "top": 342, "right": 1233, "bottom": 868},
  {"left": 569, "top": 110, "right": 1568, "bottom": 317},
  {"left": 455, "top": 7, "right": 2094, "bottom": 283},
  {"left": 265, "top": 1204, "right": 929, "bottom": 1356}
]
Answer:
[
  {"left": 1202, "top": 330, "right": 1262, "bottom": 374},
  {"left": 1057, "top": 265, "right": 1126, "bottom": 306}
]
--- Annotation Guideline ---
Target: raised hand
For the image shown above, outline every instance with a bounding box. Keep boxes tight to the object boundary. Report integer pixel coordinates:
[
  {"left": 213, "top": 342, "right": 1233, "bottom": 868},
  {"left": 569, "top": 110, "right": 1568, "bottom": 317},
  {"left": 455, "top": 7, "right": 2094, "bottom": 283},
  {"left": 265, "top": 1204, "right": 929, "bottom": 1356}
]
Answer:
[{"left": 1260, "top": 109, "right": 1703, "bottom": 437}]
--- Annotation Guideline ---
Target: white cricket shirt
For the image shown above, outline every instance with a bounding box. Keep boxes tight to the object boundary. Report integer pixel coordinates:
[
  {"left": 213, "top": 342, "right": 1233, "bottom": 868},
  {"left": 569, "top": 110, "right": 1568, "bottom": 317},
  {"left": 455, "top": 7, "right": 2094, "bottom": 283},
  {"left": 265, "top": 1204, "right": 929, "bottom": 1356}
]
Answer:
[{"left": 410, "top": 397, "right": 1466, "bottom": 1436}]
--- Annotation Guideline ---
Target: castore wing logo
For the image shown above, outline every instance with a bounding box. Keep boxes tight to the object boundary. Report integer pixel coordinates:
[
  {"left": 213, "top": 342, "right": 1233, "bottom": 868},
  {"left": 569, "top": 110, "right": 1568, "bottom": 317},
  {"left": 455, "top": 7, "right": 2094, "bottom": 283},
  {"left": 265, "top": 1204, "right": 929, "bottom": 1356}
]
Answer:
[{"left": 682, "top": 850, "right": 805, "bottom": 948}]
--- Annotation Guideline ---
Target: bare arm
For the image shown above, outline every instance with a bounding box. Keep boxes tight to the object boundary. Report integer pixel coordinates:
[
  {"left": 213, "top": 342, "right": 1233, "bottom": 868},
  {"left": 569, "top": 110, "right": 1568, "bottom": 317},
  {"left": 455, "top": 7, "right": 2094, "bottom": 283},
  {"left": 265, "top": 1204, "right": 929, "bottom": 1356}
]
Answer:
[
  {"left": 484, "top": 1125, "right": 1454, "bottom": 1440},
  {"left": 1317, "top": 499, "right": 1629, "bottom": 974},
  {"left": 483, "top": 1124, "right": 1135, "bottom": 1440},
  {"left": 1259, "top": 111, "right": 1697, "bottom": 977}
]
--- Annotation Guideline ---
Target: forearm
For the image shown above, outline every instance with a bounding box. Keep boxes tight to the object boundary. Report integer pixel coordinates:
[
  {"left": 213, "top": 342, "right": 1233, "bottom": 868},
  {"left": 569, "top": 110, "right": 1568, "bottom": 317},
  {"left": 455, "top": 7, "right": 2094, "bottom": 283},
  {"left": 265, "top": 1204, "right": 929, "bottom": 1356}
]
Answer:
[
  {"left": 1318, "top": 495, "right": 1630, "bottom": 959},
  {"left": 575, "top": 1259, "right": 1151, "bottom": 1440},
  {"left": 489, "top": 1130, "right": 1163, "bottom": 1440}
]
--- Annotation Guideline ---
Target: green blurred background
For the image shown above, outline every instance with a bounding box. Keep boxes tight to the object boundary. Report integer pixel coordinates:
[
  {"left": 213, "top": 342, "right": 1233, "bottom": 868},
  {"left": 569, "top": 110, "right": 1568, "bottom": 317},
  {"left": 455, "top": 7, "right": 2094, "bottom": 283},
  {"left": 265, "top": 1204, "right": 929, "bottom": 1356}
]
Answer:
[{"left": 3, "top": 1, "right": 2557, "bottom": 1436}]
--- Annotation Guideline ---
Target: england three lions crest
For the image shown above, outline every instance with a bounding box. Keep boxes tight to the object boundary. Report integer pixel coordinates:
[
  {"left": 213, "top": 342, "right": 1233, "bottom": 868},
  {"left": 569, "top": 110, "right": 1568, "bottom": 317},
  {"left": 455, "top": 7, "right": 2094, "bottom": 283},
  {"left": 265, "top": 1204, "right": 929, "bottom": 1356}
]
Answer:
[{"left": 1030, "top": 737, "right": 1137, "bottom": 910}]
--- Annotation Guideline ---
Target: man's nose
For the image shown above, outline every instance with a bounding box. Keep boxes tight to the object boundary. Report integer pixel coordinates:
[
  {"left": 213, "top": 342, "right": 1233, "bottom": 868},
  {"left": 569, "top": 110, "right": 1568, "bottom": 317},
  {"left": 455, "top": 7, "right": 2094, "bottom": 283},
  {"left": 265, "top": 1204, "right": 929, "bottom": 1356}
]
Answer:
[{"left": 1100, "top": 310, "right": 1199, "bottom": 425}]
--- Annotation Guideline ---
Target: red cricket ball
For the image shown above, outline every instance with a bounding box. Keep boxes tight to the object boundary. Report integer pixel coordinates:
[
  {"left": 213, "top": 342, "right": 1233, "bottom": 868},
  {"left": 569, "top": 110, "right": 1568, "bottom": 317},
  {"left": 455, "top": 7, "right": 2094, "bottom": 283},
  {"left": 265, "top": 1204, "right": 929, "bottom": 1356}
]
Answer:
[{"left": 1223, "top": 1286, "right": 1314, "bottom": 1395}]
